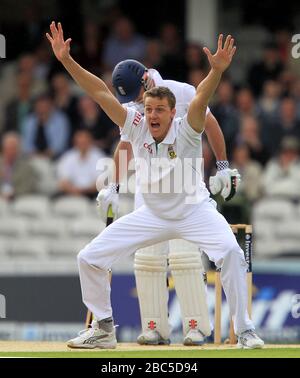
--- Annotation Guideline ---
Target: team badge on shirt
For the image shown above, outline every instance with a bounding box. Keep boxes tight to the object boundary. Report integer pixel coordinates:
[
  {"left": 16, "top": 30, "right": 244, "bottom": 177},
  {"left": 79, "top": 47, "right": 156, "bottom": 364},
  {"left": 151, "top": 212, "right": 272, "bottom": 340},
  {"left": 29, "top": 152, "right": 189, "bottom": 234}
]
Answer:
[{"left": 168, "top": 145, "right": 177, "bottom": 159}]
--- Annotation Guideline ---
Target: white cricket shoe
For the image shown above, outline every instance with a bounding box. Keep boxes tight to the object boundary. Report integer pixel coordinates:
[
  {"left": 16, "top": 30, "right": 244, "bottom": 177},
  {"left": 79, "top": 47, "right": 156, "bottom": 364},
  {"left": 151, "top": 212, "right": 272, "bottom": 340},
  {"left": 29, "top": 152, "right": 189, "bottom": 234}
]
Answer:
[
  {"left": 67, "top": 319, "right": 117, "bottom": 349},
  {"left": 237, "top": 329, "right": 264, "bottom": 349},
  {"left": 183, "top": 329, "right": 205, "bottom": 346},
  {"left": 137, "top": 330, "right": 170, "bottom": 345}
]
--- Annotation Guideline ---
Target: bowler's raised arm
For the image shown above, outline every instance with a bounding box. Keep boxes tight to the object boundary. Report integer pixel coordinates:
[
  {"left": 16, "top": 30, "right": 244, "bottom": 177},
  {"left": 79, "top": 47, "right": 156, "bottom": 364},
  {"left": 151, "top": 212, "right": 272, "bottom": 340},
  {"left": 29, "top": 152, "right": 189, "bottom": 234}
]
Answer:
[
  {"left": 187, "top": 34, "right": 236, "bottom": 133},
  {"left": 46, "top": 21, "right": 127, "bottom": 127}
]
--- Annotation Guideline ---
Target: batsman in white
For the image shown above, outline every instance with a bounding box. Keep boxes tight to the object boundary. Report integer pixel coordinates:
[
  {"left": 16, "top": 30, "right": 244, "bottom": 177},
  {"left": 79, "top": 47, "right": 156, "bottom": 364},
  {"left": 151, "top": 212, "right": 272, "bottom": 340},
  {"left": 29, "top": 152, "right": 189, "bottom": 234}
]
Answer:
[
  {"left": 47, "top": 22, "right": 264, "bottom": 349},
  {"left": 96, "top": 57, "right": 240, "bottom": 345}
]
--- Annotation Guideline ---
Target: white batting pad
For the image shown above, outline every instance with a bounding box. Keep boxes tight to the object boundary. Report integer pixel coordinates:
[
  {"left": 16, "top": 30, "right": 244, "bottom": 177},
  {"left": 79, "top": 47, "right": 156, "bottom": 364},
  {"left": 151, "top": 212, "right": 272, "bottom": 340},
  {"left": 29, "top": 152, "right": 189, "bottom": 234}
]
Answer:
[
  {"left": 134, "top": 249, "right": 169, "bottom": 339},
  {"left": 169, "top": 241, "right": 211, "bottom": 337}
]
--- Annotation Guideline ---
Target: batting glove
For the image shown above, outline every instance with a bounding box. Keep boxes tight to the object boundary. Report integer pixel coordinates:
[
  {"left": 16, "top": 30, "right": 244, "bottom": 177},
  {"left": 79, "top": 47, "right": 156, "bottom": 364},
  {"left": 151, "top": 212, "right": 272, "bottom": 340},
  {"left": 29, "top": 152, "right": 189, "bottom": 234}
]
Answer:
[
  {"left": 209, "top": 161, "right": 241, "bottom": 201},
  {"left": 96, "top": 183, "right": 119, "bottom": 222}
]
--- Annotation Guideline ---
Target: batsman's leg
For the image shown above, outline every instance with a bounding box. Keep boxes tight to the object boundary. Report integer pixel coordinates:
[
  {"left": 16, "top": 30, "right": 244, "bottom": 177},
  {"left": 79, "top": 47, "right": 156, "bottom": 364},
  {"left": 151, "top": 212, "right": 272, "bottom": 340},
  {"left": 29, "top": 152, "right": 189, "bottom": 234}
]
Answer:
[
  {"left": 134, "top": 242, "right": 170, "bottom": 344},
  {"left": 178, "top": 200, "right": 258, "bottom": 340},
  {"left": 169, "top": 239, "right": 211, "bottom": 346}
]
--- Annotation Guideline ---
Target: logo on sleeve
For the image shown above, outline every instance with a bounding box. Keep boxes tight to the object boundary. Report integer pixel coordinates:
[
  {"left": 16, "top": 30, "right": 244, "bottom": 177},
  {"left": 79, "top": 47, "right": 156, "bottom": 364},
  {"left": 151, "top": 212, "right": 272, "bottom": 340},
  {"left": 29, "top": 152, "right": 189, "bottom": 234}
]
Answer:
[{"left": 133, "top": 112, "right": 142, "bottom": 127}]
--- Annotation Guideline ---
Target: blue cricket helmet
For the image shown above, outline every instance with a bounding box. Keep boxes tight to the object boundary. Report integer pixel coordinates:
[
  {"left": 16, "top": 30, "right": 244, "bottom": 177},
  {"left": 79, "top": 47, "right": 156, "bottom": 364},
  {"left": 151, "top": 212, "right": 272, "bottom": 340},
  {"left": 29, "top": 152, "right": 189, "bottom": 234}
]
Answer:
[{"left": 112, "top": 59, "right": 147, "bottom": 103}]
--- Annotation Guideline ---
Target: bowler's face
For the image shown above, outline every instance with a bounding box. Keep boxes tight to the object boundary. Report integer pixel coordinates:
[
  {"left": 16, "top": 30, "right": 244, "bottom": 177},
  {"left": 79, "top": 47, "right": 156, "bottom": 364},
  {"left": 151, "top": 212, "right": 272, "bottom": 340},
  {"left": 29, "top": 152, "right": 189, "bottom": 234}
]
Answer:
[{"left": 144, "top": 97, "right": 176, "bottom": 142}]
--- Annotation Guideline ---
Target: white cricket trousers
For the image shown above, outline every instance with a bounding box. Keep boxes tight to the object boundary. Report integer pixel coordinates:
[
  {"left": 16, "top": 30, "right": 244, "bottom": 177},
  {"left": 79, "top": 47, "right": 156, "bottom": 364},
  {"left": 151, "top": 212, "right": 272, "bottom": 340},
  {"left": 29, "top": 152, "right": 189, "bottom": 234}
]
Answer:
[{"left": 78, "top": 199, "right": 254, "bottom": 336}]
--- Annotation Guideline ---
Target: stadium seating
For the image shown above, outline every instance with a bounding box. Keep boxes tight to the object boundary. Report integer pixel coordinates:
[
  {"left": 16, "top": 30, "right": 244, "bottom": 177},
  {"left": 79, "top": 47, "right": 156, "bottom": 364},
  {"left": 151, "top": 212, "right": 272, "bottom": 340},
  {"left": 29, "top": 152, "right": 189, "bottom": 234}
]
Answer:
[
  {"left": 253, "top": 197, "right": 300, "bottom": 258},
  {"left": 12, "top": 195, "right": 51, "bottom": 218},
  {"left": 52, "top": 196, "right": 92, "bottom": 218},
  {"left": 0, "top": 194, "right": 135, "bottom": 273}
]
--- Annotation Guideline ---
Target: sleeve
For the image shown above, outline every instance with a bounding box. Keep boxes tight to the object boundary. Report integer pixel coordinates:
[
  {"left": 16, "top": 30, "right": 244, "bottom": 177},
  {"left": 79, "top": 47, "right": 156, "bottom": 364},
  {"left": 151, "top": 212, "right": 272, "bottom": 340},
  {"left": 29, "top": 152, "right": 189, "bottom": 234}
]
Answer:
[
  {"left": 120, "top": 134, "right": 130, "bottom": 142},
  {"left": 120, "top": 107, "right": 144, "bottom": 143},
  {"left": 178, "top": 115, "right": 203, "bottom": 146},
  {"left": 120, "top": 102, "right": 144, "bottom": 142}
]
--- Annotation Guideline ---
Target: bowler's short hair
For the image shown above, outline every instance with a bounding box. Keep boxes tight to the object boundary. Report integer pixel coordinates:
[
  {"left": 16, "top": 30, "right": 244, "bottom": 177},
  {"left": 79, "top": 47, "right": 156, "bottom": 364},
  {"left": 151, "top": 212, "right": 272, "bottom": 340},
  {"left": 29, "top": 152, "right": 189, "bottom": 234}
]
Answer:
[{"left": 143, "top": 86, "right": 176, "bottom": 109}]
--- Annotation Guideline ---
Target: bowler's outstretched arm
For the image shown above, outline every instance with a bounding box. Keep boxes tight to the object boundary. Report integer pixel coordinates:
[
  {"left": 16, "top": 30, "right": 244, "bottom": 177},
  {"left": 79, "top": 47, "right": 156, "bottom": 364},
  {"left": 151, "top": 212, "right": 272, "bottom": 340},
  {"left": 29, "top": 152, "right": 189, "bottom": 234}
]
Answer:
[
  {"left": 46, "top": 21, "right": 127, "bottom": 128},
  {"left": 188, "top": 34, "right": 236, "bottom": 133}
]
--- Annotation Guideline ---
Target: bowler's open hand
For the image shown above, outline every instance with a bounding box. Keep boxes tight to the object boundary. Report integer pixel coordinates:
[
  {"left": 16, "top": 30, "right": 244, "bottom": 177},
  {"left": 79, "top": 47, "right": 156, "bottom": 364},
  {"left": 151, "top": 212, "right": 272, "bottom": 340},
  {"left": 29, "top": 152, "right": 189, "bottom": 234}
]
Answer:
[
  {"left": 46, "top": 21, "right": 72, "bottom": 62},
  {"left": 203, "top": 34, "right": 236, "bottom": 73}
]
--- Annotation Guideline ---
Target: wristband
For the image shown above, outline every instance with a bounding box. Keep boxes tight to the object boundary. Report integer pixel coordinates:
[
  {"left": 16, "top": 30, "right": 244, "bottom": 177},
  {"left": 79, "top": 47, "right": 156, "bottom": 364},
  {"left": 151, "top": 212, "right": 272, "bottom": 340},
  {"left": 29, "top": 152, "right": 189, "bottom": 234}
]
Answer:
[
  {"left": 109, "top": 183, "right": 120, "bottom": 193},
  {"left": 216, "top": 160, "right": 229, "bottom": 171}
]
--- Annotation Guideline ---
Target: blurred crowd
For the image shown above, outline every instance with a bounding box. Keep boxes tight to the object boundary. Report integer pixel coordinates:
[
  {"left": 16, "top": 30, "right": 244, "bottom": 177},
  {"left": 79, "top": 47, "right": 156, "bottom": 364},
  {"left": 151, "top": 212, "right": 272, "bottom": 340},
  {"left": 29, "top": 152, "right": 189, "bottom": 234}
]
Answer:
[{"left": 0, "top": 10, "right": 300, "bottom": 224}]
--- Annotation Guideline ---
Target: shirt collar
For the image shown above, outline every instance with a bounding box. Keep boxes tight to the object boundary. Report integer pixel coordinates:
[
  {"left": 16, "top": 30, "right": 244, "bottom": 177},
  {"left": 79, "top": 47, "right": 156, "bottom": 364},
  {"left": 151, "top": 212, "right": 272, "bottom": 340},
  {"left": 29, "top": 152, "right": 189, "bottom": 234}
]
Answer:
[{"left": 144, "top": 119, "right": 176, "bottom": 146}]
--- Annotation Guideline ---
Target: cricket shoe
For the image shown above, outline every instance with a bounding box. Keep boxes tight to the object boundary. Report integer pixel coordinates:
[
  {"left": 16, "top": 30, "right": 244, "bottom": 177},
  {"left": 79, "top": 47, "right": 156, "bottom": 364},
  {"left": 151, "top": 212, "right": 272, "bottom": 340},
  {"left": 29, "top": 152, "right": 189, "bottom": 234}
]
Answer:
[
  {"left": 67, "top": 319, "right": 117, "bottom": 349},
  {"left": 237, "top": 329, "right": 264, "bottom": 349},
  {"left": 137, "top": 330, "right": 170, "bottom": 345},
  {"left": 183, "top": 329, "right": 205, "bottom": 346}
]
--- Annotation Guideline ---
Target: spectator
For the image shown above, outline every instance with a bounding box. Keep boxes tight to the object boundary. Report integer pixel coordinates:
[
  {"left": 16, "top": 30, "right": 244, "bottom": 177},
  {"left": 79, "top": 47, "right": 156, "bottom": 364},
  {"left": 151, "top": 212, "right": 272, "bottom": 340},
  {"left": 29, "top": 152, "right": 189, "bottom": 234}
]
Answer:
[
  {"left": 22, "top": 93, "right": 70, "bottom": 159},
  {"left": 278, "top": 97, "right": 300, "bottom": 139},
  {"left": 211, "top": 79, "right": 240, "bottom": 153},
  {"left": 247, "top": 41, "right": 284, "bottom": 97},
  {"left": 0, "top": 53, "right": 46, "bottom": 111},
  {"left": 184, "top": 42, "right": 208, "bottom": 72},
  {"left": 262, "top": 136, "right": 300, "bottom": 198},
  {"left": 237, "top": 115, "right": 270, "bottom": 166},
  {"left": 235, "top": 87, "right": 260, "bottom": 119},
  {"left": 30, "top": 155, "right": 57, "bottom": 197},
  {"left": 263, "top": 97, "right": 300, "bottom": 156},
  {"left": 76, "top": 20, "right": 103, "bottom": 76},
  {"left": 51, "top": 72, "right": 79, "bottom": 141},
  {"left": 143, "top": 39, "right": 163, "bottom": 70},
  {"left": 257, "top": 80, "right": 281, "bottom": 121},
  {"left": 33, "top": 40, "right": 54, "bottom": 81},
  {"left": 56, "top": 129, "right": 105, "bottom": 199},
  {"left": 231, "top": 143, "right": 263, "bottom": 202},
  {"left": 77, "top": 96, "right": 119, "bottom": 155},
  {"left": 19, "top": 6, "right": 46, "bottom": 53},
  {"left": 221, "top": 142, "right": 263, "bottom": 224},
  {"left": 0, "top": 132, "right": 37, "bottom": 200},
  {"left": 187, "top": 68, "right": 206, "bottom": 89},
  {"left": 102, "top": 17, "right": 146, "bottom": 69},
  {"left": 278, "top": 69, "right": 297, "bottom": 97},
  {"left": 158, "top": 22, "right": 185, "bottom": 81},
  {"left": 160, "top": 22, "right": 182, "bottom": 57},
  {"left": 291, "top": 78, "right": 300, "bottom": 119},
  {"left": 3, "top": 71, "right": 33, "bottom": 135},
  {"left": 275, "top": 29, "right": 292, "bottom": 65}
]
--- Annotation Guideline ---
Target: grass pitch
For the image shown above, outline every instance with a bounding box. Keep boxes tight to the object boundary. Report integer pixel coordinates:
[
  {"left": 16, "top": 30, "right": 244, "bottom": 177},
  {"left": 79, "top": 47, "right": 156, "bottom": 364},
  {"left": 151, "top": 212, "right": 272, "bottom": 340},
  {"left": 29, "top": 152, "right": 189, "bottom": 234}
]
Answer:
[{"left": 0, "top": 342, "right": 299, "bottom": 358}]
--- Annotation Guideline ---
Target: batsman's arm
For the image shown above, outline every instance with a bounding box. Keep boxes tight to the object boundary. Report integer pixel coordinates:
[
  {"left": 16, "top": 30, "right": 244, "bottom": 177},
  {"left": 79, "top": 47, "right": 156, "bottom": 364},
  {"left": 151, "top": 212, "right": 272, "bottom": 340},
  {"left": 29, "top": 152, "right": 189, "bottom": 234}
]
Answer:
[
  {"left": 46, "top": 21, "right": 127, "bottom": 128},
  {"left": 204, "top": 113, "right": 227, "bottom": 161},
  {"left": 113, "top": 141, "right": 133, "bottom": 184}
]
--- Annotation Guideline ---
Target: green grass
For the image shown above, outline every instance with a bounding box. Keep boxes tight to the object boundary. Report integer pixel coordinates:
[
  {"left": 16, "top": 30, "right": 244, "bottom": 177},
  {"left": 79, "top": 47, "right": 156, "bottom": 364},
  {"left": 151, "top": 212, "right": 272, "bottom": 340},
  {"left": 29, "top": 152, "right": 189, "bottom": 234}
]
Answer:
[{"left": 0, "top": 349, "right": 299, "bottom": 358}]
